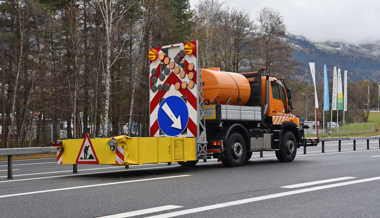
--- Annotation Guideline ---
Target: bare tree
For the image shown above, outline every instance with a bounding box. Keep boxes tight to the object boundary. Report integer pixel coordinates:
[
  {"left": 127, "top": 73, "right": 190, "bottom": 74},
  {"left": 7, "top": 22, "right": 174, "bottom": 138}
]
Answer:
[
  {"left": 349, "top": 80, "right": 372, "bottom": 122},
  {"left": 230, "top": 9, "right": 252, "bottom": 72},
  {"left": 192, "top": 0, "right": 252, "bottom": 72},
  {"left": 192, "top": 0, "right": 224, "bottom": 68},
  {"left": 251, "top": 7, "right": 295, "bottom": 77},
  {"left": 8, "top": 1, "right": 26, "bottom": 147},
  {"left": 127, "top": 0, "right": 155, "bottom": 136},
  {"left": 96, "top": 0, "right": 134, "bottom": 137}
]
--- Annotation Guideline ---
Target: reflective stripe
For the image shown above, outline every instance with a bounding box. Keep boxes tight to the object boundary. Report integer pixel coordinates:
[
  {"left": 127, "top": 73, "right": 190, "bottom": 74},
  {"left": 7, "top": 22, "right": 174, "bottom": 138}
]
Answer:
[
  {"left": 57, "top": 148, "right": 62, "bottom": 164},
  {"left": 116, "top": 146, "right": 124, "bottom": 164}
]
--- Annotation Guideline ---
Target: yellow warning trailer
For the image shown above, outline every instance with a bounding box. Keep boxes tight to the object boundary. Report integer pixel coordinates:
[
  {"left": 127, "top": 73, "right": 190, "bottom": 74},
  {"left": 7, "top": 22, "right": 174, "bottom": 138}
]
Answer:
[
  {"left": 53, "top": 41, "right": 203, "bottom": 168},
  {"left": 56, "top": 134, "right": 196, "bottom": 166}
]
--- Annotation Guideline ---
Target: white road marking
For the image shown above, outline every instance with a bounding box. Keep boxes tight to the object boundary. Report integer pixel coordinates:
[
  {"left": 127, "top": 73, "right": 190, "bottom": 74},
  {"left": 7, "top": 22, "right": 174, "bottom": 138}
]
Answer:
[
  {"left": 0, "top": 175, "right": 190, "bottom": 199},
  {"left": 0, "top": 149, "right": 377, "bottom": 181},
  {"left": 293, "top": 149, "right": 380, "bottom": 157},
  {"left": 146, "top": 176, "right": 380, "bottom": 218},
  {"left": 281, "top": 177, "right": 356, "bottom": 189},
  {"left": 0, "top": 165, "right": 179, "bottom": 184},
  {"left": 98, "top": 205, "right": 183, "bottom": 218},
  {"left": 0, "top": 169, "right": 126, "bottom": 184},
  {"left": 249, "top": 149, "right": 379, "bottom": 161},
  {"left": 13, "top": 166, "right": 123, "bottom": 177},
  {"left": 0, "top": 169, "right": 18, "bottom": 172},
  {"left": 370, "top": 155, "right": 380, "bottom": 158},
  {"left": 0, "top": 162, "right": 56, "bottom": 168},
  {"left": 0, "top": 158, "right": 55, "bottom": 163}
]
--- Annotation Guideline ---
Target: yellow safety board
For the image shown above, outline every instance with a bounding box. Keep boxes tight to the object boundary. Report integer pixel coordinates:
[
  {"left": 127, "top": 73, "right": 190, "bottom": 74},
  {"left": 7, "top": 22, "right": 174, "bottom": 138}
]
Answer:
[{"left": 59, "top": 135, "right": 197, "bottom": 165}]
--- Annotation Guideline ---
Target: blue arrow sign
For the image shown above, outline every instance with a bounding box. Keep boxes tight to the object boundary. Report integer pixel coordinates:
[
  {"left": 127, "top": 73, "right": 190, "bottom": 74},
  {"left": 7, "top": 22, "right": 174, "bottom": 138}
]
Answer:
[{"left": 157, "top": 96, "right": 189, "bottom": 136}]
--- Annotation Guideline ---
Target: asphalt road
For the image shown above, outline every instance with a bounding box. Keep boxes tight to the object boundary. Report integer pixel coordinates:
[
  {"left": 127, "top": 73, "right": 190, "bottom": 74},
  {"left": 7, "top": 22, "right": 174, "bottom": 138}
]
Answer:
[{"left": 1, "top": 139, "right": 380, "bottom": 218}]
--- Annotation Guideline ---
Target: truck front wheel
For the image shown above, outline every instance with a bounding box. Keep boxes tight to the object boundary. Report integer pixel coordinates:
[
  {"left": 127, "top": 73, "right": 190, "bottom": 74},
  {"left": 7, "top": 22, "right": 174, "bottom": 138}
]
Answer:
[
  {"left": 276, "top": 131, "right": 297, "bottom": 162},
  {"left": 221, "top": 132, "right": 247, "bottom": 167}
]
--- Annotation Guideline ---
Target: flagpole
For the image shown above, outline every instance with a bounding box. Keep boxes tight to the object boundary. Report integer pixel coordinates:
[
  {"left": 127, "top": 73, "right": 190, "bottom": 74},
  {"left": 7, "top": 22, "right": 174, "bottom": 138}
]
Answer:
[
  {"left": 343, "top": 70, "right": 347, "bottom": 135},
  {"left": 330, "top": 106, "right": 333, "bottom": 137},
  {"left": 343, "top": 77, "right": 345, "bottom": 135},
  {"left": 323, "top": 110, "right": 325, "bottom": 134},
  {"left": 309, "top": 62, "right": 319, "bottom": 138},
  {"left": 323, "top": 64, "right": 329, "bottom": 135},
  {"left": 378, "top": 85, "right": 380, "bottom": 111},
  {"left": 331, "top": 67, "right": 338, "bottom": 137},
  {"left": 316, "top": 107, "right": 318, "bottom": 138},
  {"left": 335, "top": 67, "right": 338, "bottom": 135},
  {"left": 336, "top": 69, "right": 344, "bottom": 135},
  {"left": 336, "top": 107, "right": 338, "bottom": 135},
  {"left": 343, "top": 110, "right": 345, "bottom": 135}
]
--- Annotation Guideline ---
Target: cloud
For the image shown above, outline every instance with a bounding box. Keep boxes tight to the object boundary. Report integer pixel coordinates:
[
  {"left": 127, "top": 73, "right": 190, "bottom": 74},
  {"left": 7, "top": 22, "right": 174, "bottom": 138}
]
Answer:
[{"left": 190, "top": 0, "right": 380, "bottom": 43}]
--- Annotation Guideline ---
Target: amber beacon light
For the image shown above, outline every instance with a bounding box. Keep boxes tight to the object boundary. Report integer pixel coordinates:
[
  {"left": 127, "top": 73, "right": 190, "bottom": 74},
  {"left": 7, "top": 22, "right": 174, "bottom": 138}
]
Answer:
[
  {"left": 148, "top": 48, "right": 158, "bottom": 61},
  {"left": 184, "top": 42, "right": 195, "bottom": 55}
]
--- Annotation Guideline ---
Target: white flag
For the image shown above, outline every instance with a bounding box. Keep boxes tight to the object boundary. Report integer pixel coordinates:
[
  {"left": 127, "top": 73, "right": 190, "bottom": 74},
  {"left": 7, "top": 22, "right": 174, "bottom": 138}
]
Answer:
[
  {"left": 332, "top": 67, "right": 338, "bottom": 110},
  {"left": 309, "top": 62, "right": 319, "bottom": 108},
  {"left": 344, "top": 70, "right": 347, "bottom": 111}
]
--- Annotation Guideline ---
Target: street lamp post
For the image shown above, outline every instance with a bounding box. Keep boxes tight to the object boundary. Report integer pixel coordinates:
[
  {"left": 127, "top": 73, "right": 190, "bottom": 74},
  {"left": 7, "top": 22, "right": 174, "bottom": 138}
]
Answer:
[{"left": 302, "top": 93, "right": 314, "bottom": 121}]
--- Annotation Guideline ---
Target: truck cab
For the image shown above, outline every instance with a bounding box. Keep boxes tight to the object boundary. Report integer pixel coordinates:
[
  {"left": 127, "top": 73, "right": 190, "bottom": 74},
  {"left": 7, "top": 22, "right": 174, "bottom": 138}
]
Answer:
[{"left": 267, "top": 78, "right": 291, "bottom": 116}]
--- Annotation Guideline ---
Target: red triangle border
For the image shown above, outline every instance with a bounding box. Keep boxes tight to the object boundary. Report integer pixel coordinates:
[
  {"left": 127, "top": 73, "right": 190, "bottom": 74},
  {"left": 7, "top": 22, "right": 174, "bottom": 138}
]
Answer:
[{"left": 76, "top": 133, "right": 99, "bottom": 164}]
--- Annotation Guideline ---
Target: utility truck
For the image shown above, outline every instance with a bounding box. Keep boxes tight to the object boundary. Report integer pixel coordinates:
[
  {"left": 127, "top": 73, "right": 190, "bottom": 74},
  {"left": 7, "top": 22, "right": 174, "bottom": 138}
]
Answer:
[{"left": 52, "top": 41, "right": 318, "bottom": 167}]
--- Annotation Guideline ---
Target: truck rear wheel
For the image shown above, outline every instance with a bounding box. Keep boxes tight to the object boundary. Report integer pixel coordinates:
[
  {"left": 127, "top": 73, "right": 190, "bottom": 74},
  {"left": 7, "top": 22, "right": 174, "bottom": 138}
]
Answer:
[
  {"left": 177, "top": 160, "right": 199, "bottom": 167},
  {"left": 221, "top": 132, "right": 247, "bottom": 167},
  {"left": 276, "top": 131, "right": 297, "bottom": 162},
  {"left": 245, "top": 152, "right": 253, "bottom": 163}
]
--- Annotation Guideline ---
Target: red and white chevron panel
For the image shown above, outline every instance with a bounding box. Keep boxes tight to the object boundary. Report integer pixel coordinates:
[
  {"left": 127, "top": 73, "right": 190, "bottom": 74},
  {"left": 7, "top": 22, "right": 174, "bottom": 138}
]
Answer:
[
  {"left": 116, "top": 146, "right": 124, "bottom": 164},
  {"left": 57, "top": 148, "right": 62, "bottom": 164},
  {"left": 272, "top": 113, "right": 298, "bottom": 125},
  {"left": 149, "top": 41, "right": 198, "bottom": 137},
  {"left": 307, "top": 138, "right": 318, "bottom": 143}
]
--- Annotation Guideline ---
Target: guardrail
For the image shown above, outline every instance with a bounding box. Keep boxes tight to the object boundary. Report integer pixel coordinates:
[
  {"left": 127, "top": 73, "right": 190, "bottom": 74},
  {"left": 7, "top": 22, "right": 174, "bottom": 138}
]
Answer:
[
  {"left": 2, "top": 136, "right": 380, "bottom": 179},
  {"left": 303, "top": 136, "right": 380, "bottom": 154},
  {"left": 0, "top": 147, "right": 56, "bottom": 179}
]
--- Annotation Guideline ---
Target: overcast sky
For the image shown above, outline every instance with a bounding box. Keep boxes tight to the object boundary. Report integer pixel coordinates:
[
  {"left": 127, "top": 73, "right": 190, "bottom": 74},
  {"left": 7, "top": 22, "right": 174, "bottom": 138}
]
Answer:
[{"left": 189, "top": 0, "right": 380, "bottom": 43}]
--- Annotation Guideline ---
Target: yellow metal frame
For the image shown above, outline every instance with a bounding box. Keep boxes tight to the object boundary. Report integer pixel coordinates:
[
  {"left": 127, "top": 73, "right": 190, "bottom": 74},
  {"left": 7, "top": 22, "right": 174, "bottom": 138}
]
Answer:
[{"left": 59, "top": 135, "right": 196, "bottom": 166}]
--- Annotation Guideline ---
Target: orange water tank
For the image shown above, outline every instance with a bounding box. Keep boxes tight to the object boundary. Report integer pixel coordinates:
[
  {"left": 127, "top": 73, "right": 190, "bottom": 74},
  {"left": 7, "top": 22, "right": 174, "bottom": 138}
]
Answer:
[{"left": 202, "top": 68, "right": 251, "bottom": 105}]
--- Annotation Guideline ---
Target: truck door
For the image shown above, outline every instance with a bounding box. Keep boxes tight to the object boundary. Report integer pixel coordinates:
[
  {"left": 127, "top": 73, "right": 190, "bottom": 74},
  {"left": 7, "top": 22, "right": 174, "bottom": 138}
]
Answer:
[{"left": 271, "top": 80, "right": 286, "bottom": 114}]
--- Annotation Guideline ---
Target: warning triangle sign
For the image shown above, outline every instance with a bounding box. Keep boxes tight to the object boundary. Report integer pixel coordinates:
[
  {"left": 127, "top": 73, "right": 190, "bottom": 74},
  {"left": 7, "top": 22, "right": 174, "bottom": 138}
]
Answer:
[{"left": 76, "top": 133, "right": 99, "bottom": 164}]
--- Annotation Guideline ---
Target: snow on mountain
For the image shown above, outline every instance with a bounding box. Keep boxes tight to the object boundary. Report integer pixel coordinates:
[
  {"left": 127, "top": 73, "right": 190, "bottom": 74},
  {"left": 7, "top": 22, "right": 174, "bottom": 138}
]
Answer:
[{"left": 287, "top": 33, "right": 380, "bottom": 83}]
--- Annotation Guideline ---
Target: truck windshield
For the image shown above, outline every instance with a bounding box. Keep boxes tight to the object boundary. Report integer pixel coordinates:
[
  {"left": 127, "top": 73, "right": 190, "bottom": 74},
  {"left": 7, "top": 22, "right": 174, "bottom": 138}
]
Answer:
[
  {"left": 271, "top": 81, "right": 281, "bottom": 100},
  {"left": 271, "top": 81, "right": 287, "bottom": 112},
  {"left": 279, "top": 85, "right": 287, "bottom": 112}
]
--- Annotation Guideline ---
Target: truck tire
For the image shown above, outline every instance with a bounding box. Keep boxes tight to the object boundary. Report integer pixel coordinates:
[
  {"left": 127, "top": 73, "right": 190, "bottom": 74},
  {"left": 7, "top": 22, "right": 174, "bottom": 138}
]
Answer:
[
  {"left": 221, "top": 132, "right": 247, "bottom": 167},
  {"left": 275, "top": 131, "right": 297, "bottom": 162},
  {"left": 177, "top": 160, "right": 199, "bottom": 167},
  {"left": 245, "top": 152, "right": 253, "bottom": 163}
]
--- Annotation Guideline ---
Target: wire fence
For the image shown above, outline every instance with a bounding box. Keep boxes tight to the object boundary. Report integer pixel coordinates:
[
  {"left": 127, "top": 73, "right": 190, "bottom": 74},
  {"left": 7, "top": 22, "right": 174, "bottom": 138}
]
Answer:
[
  {"left": 305, "top": 122, "right": 379, "bottom": 137},
  {"left": 0, "top": 119, "right": 150, "bottom": 148}
]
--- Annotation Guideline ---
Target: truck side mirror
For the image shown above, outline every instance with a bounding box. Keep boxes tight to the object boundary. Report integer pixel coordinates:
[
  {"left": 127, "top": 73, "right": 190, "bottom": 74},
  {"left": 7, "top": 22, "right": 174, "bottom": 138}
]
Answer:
[
  {"left": 286, "top": 88, "right": 293, "bottom": 112},
  {"left": 286, "top": 88, "right": 292, "bottom": 100}
]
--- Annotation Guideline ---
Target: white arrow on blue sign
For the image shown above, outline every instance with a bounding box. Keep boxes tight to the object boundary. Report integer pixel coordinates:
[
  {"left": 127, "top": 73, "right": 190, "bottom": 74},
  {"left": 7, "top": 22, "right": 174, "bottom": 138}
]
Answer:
[{"left": 157, "top": 96, "right": 189, "bottom": 136}]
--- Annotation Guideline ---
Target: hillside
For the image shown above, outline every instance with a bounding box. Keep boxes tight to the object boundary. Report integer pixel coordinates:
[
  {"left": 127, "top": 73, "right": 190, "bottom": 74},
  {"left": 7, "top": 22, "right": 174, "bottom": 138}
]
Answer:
[{"left": 288, "top": 33, "right": 380, "bottom": 83}]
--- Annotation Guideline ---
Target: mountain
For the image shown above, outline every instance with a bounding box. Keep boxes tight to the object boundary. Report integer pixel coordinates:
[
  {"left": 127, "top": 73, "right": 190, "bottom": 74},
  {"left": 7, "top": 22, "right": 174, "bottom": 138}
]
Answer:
[{"left": 287, "top": 33, "right": 380, "bottom": 84}]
